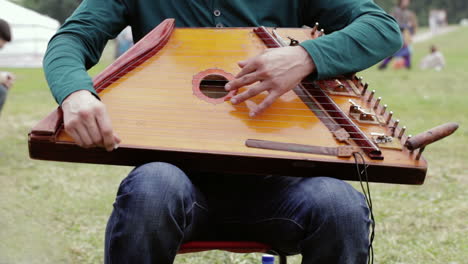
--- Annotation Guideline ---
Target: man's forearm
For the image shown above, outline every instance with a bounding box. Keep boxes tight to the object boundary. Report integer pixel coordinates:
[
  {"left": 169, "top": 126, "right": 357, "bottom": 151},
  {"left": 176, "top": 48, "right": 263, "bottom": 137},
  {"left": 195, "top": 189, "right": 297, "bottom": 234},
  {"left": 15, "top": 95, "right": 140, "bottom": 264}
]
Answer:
[
  {"left": 43, "top": 0, "right": 128, "bottom": 105},
  {"left": 44, "top": 34, "right": 98, "bottom": 105},
  {"left": 301, "top": 1, "right": 403, "bottom": 79}
]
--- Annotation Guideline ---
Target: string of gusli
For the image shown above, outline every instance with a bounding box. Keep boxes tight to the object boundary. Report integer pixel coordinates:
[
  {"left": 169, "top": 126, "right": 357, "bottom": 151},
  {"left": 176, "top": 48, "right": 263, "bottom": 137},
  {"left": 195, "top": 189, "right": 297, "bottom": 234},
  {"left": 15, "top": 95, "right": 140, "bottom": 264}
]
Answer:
[{"left": 28, "top": 19, "right": 458, "bottom": 185}]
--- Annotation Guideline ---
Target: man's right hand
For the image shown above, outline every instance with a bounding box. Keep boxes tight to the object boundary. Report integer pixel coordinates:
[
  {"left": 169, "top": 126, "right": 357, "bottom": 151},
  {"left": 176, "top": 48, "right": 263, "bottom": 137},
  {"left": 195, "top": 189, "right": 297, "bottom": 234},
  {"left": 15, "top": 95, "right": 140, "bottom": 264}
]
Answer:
[{"left": 61, "top": 90, "right": 121, "bottom": 151}]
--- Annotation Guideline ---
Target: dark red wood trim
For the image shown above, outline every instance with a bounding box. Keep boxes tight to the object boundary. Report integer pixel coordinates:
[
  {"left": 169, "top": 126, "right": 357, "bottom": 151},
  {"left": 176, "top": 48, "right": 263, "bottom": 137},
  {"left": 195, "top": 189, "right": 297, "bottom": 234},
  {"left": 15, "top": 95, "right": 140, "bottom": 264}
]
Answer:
[
  {"left": 30, "top": 108, "right": 63, "bottom": 136},
  {"left": 93, "top": 19, "right": 176, "bottom": 92}
]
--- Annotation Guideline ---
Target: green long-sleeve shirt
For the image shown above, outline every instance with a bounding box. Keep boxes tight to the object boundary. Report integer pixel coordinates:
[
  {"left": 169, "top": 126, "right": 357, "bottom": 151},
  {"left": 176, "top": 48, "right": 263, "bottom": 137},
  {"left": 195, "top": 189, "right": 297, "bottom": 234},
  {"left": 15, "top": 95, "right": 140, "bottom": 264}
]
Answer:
[{"left": 44, "top": 0, "right": 402, "bottom": 105}]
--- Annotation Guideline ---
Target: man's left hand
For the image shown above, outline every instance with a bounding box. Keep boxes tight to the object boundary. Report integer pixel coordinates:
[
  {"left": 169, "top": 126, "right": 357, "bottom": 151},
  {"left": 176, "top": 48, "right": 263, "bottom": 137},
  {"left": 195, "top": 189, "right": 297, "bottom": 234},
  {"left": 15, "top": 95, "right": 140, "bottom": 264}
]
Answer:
[{"left": 225, "top": 46, "right": 315, "bottom": 117}]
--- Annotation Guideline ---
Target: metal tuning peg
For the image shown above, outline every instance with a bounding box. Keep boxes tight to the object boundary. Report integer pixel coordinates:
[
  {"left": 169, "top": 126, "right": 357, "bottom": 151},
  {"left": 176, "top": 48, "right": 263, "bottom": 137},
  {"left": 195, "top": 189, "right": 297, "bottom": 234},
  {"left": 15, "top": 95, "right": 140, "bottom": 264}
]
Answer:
[
  {"left": 392, "top": 119, "right": 400, "bottom": 137},
  {"left": 398, "top": 126, "right": 406, "bottom": 139},
  {"left": 386, "top": 111, "right": 393, "bottom": 125},
  {"left": 361, "top": 82, "right": 368, "bottom": 96},
  {"left": 374, "top": 97, "right": 382, "bottom": 110},
  {"left": 358, "top": 76, "right": 364, "bottom": 84},
  {"left": 367, "top": 90, "right": 376, "bottom": 103},
  {"left": 334, "top": 79, "right": 345, "bottom": 92},
  {"left": 318, "top": 28, "right": 325, "bottom": 37},
  {"left": 311, "top": 22, "right": 319, "bottom": 36},
  {"left": 406, "top": 135, "right": 414, "bottom": 153},
  {"left": 381, "top": 104, "right": 388, "bottom": 115},
  {"left": 288, "top": 37, "right": 300, "bottom": 46}
]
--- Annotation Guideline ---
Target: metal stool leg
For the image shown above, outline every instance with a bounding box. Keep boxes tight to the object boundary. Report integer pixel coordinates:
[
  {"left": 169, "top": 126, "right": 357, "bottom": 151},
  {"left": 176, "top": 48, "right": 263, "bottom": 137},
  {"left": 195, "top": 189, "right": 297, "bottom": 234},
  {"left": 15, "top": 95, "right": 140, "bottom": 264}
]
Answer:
[
  {"left": 268, "top": 249, "right": 287, "bottom": 264},
  {"left": 279, "top": 254, "right": 287, "bottom": 264}
]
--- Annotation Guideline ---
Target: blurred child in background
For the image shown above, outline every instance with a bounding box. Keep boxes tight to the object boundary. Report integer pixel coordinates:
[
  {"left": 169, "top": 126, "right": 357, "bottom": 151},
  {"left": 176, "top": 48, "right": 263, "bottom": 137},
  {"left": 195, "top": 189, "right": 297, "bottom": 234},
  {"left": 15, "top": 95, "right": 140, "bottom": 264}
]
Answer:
[
  {"left": 420, "top": 45, "right": 445, "bottom": 71},
  {"left": 379, "top": 0, "right": 418, "bottom": 70},
  {"left": 0, "top": 18, "right": 14, "bottom": 114}
]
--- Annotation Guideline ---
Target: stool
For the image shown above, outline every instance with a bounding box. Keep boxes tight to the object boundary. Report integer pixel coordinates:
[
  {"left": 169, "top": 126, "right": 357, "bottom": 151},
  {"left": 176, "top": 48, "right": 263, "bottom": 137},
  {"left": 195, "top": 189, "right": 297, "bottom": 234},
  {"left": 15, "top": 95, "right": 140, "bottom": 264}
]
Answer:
[{"left": 179, "top": 241, "right": 287, "bottom": 264}]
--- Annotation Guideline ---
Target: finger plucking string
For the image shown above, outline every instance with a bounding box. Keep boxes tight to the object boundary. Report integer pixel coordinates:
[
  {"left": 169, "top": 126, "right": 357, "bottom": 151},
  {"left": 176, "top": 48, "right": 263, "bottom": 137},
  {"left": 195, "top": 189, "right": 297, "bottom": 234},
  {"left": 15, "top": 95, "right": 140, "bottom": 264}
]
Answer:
[
  {"left": 230, "top": 82, "right": 267, "bottom": 105},
  {"left": 96, "top": 109, "right": 119, "bottom": 151},
  {"left": 225, "top": 59, "right": 258, "bottom": 91}
]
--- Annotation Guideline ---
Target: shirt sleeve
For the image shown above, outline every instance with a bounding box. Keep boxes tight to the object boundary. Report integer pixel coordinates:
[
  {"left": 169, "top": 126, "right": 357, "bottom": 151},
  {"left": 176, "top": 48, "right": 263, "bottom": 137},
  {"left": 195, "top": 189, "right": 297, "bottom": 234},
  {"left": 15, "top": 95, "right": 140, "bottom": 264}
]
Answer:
[
  {"left": 43, "top": 0, "right": 129, "bottom": 105},
  {"left": 299, "top": 0, "right": 403, "bottom": 79}
]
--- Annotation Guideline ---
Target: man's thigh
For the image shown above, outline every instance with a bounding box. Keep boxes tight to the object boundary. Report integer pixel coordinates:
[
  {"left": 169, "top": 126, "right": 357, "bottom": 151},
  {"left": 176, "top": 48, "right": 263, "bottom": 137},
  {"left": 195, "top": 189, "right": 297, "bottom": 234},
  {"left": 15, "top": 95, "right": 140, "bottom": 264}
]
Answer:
[{"left": 194, "top": 175, "right": 368, "bottom": 255}]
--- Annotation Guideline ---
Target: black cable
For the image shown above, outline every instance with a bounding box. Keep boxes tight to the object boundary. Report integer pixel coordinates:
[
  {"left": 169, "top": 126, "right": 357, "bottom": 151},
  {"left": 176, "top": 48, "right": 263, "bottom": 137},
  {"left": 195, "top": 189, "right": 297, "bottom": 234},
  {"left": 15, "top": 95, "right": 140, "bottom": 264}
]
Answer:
[{"left": 353, "top": 152, "right": 375, "bottom": 264}]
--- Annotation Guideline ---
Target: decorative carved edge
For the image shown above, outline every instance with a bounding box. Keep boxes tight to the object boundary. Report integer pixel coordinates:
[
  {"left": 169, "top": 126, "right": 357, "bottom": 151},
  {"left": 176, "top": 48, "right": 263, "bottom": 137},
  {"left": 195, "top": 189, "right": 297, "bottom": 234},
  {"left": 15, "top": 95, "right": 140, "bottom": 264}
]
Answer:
[{"left": 94, "top": 19, "right": 176, "bottom": 92}]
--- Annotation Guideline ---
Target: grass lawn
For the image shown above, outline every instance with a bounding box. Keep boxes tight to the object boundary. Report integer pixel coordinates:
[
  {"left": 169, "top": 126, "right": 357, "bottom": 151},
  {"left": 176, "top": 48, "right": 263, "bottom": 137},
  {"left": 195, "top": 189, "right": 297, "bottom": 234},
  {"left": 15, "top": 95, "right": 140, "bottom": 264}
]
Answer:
[{"left": 0, "top": 28, "right": 467, "bottom": 264}]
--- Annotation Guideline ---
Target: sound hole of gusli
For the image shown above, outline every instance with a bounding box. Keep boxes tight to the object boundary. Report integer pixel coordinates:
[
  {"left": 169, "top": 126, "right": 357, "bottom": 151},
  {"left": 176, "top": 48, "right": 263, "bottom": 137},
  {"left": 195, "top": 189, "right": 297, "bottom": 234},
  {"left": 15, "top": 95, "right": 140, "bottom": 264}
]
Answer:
[{"left": 199, "top": 74, "right": 229, "bottom": 99}]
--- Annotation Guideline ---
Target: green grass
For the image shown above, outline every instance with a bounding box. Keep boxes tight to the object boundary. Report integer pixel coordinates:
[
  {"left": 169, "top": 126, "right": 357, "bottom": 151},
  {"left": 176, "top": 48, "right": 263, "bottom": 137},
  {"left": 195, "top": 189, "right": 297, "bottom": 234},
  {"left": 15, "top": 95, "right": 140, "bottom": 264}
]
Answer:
[{"left": 1, "top": 28, "right": 467, "bottom": 264}]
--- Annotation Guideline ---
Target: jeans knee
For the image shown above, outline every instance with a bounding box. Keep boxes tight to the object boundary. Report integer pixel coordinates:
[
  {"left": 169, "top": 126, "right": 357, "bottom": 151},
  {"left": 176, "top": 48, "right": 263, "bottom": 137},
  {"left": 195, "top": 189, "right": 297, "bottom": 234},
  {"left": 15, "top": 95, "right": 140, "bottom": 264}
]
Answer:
[
  {"left": 299, "top": 177, "right": 370, "bottom": 231},
  {"left": 131, "top": 162, "right": 189, "bottom": 191},
  {"left": 117, "top": 162, "right": 193, "bottom": 213}
]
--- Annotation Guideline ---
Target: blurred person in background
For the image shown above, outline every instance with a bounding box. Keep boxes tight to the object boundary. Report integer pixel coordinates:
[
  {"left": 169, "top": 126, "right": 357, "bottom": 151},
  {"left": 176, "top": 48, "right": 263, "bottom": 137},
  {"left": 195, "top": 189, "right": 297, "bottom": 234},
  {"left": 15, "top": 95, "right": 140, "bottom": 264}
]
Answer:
[
  {"left": 379, "top": 0, "right": 418, "bottom": 70},
  {"left": 420, "top": 45, "right": 445, "bottom": 71},
  {"left": 115, "top": 26, "right": 133, "bottom": 59},
  {"left": 0, "top": 18, "right": 15, "bottom": 114}
]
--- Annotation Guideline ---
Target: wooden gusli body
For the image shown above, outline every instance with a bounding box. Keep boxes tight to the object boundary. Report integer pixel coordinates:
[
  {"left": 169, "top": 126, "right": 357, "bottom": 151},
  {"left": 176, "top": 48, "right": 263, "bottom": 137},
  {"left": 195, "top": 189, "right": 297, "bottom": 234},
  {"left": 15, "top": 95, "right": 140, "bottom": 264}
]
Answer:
[{"left": 29, "top": 19, "right": 458, "bottom": 184}]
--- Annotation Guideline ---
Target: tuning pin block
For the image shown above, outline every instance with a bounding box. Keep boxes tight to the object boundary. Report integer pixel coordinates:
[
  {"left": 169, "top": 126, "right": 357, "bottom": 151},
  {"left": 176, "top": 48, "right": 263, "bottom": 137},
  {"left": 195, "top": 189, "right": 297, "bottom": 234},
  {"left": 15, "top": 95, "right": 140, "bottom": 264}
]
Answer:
[
  {"left": 349, "top": 99, "right": 378, "bottom": 123},
  {"left": 349, "top": 99, "right": 361, "bottom": 114},
  {"left": 360, "top": 113, "right": 376, "bottom": 122},
  {"left": 371, "top": 132, "right": 393, "bottom": 144}
]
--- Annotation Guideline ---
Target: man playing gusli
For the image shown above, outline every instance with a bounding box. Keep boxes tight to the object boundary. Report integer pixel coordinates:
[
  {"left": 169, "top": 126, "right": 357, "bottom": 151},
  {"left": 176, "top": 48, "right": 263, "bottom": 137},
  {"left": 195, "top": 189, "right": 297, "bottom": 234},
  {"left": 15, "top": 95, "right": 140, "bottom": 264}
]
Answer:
[{"left": 44, "top": 1, "right": 402, "bottom": 263}]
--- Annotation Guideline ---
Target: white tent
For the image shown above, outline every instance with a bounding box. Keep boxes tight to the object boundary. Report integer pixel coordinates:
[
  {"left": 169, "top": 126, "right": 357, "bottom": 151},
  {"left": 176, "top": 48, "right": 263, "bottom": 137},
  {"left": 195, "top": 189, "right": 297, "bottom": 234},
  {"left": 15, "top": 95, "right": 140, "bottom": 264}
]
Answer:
[{"left": 0, "top": 0, "right": 60, "bottom": 68}]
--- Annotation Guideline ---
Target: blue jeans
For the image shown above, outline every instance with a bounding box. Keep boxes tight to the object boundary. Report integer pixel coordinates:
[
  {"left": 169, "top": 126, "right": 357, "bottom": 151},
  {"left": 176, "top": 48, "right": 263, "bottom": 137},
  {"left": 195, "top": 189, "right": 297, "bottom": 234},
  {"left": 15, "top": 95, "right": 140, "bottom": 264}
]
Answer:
[
  {"left": 105, "top": 162, "right": 370, "bottom": 264},
  {"left": 0, "top": 84, "right": 7, "bottom": 114}
]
